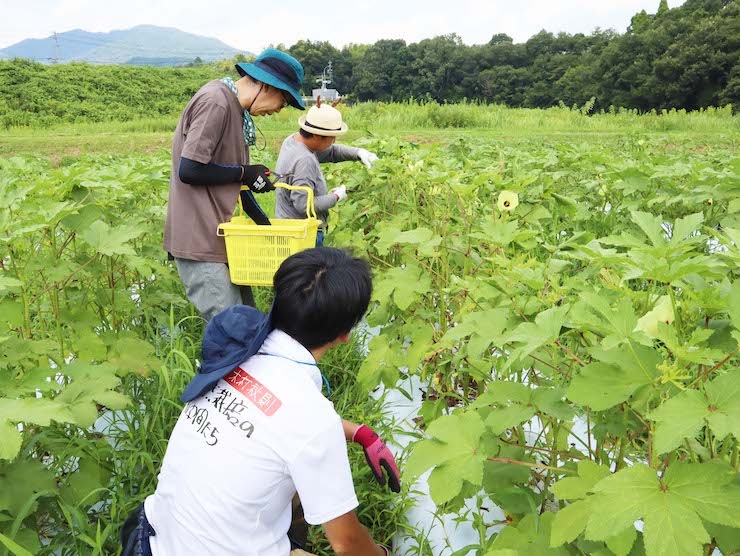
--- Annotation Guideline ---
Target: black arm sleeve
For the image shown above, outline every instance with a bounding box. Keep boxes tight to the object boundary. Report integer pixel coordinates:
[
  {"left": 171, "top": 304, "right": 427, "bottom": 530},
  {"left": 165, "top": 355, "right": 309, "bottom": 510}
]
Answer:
[
  {"left": 179, "top": 157, "right": 271, "bottom": 225},
  {"left": 239, "top": 190, "right": 271, "bottom": 226},
  {"left": 178, "top": 156, "right": 242, "bottom": 186}
]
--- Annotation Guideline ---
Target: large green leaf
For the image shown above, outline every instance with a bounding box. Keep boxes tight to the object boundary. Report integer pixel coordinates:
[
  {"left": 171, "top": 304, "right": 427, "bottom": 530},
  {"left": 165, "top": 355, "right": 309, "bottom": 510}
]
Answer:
[
  {"left": 550, "top": 499, "right": 592, "bottom": 546},
  {"left": 473, "top": 218, "right": 533, "bottom": 248},
  {"left": 575, "top": 463, "right": 740, "bottom": 556},
  {"left": 78, "top": 220, "right": 144, "bottom": 256},
  {"left": 631, "top": 211, "right": 667, "bottom": 247},
  {"left": 670, "top": 213, "right": 704, "bottom": 245},
  {"left": 405, "top": 411, "right": 487, "bottom": 504},
  {"left": 567, "top": 362, "right": 644, "bottom": 411},
  {"left": 438, "top": 308, "right": 508, "bottom": 353},
  {"left": 54, "top": 374, "right": 129, "bottom": 427},
  {"left": 108, "top": 336, "right": 159, "bottom": 374},
  {"left": 0, "top": 398, "right": 75, "bottom": 427},
  {"left": 393, "top": 227, "right": 442, "bottom": 256},
  {"left": 552, "top": 460, "right": 611, "bottom": 500},
  {"left": 730, "top": 280, "right": 740, "bottom": 332},
  {"left": 649, "top": 371, "right": 740, "bottom": 454},
  {"left": 0, "top": 459, "right": 56, "bottom": 515},
  {"left": 357, "top": 334, "right": 400, "bottom": 389},
  {"left": 372, "top": 263, "right": 431, "bottom": 311},
  {"left": 567, "top": 342, "right": 660, "bottom": 411},
  {"left": 504, "top": 304, "right": 571, "bottom": 363},
  {"left": 493, "top": 513, "right": 571, "bottom": 555},
  {"left": 0, "top": 421, "right": 22, "bottom": 461},
  {"left": 0, "top": 276, "right": 23, "bottom": 293},
  {"left": 606, "top": 526, "right": 638, "bottom": 556},
  {"left": 60, "top": 457, "right": 111, "bottom": 506},
  {"left": 579, "top": 293, "right": 639, "bottom": 346},
  {"left": 475, "top": 382, "right": 574, "bottom": 433}
]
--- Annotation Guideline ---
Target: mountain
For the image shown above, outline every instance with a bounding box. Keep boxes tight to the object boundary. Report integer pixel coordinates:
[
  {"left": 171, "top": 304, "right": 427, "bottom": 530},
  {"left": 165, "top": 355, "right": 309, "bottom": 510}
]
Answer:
[{"left": 0, "top": 25, "right": 252, "bottom": 66}]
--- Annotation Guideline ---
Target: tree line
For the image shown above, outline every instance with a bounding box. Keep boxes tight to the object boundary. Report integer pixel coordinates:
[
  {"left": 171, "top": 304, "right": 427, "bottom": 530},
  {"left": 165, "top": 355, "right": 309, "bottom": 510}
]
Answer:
[{"left": 281, "top": 0, "right": 739, "bottom": 111}]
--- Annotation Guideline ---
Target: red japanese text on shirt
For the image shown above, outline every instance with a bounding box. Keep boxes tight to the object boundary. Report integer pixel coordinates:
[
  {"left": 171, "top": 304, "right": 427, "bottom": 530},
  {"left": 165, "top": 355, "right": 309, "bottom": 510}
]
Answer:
[{"left": 225, "top": 367, "right": 283, "bottom": 416}]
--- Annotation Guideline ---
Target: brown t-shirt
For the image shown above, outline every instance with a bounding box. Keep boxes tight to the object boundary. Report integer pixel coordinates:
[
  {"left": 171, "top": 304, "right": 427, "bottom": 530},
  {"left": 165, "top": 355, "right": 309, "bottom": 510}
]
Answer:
[{"left": 163, "top": 80, "right": 249, "bottom": 263}]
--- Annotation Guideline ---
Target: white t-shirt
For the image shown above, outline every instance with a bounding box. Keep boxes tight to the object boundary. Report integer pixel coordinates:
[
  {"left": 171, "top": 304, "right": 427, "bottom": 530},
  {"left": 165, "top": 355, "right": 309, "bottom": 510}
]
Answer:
[{"left": 144, "top": 330, "right": 359, "bottom": 556}]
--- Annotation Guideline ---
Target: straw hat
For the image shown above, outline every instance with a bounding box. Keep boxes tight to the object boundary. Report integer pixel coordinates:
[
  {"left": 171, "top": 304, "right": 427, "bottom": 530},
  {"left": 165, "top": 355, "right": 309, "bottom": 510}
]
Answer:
[{"left": 298, "top": 104, "right": 348, "bottom": 137}]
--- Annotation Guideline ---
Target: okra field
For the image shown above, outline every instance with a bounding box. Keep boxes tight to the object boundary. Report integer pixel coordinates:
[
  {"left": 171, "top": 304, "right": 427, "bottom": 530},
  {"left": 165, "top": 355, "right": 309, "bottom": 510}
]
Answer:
[{"left": 1, "top": 108, "right": 739, "bottom": 555}]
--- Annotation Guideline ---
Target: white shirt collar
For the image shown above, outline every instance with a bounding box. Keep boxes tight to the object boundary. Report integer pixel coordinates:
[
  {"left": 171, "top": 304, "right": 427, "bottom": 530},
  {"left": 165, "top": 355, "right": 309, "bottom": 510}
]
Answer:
[{"left": 259, "top": 329, "right": 322, "bottom": 390}]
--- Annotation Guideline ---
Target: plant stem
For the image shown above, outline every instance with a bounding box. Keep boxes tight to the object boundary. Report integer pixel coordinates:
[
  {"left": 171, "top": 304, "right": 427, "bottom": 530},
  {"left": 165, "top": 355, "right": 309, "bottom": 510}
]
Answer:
[
  {"left": 500, "top": 438, "right": 586, "bottom": 460},
  {"left": 648, "top": 425, "right": 657, "bottom": 469},
  {"left": 554, "top": 340, "right": 587, "bottom": 366},
  {"left": 694, "top": 350, "right": 738, "bottom": 383},
  {"left": 586, "top": 409, "right": 593, "bottom": 462},
  {"left": 684, "top": 439, "right": 699, "bottom": 464},
  {"left": 718, "top": 434, "right": 734, "bottom": 458},
  {"left": 615, "top": 436, "right": 629, "bottom": 471},
  {"left": 486, "top": 457, "right": 575, "bottom": 475}
]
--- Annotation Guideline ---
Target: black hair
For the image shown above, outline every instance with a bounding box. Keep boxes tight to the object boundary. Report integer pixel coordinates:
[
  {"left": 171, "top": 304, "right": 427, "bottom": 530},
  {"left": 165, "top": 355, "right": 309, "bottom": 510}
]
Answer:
[
  {"left": 299, "top": 128, "right": 315, "bottom": 139},
  {"left": 272, "top": 248, "right": 372, "bottom": 349}
]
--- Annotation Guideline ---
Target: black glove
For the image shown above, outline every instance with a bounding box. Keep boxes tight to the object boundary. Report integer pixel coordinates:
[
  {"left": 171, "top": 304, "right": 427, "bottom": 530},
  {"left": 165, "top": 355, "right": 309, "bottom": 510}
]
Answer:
[{"left": 241, "top": 164, "right": 275, "bottom": 193}]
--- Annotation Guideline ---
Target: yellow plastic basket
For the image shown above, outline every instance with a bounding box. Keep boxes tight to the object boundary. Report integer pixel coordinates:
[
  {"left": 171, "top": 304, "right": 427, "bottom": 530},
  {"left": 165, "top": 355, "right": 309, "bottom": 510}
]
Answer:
[{"left": 218, "top": 183, "right": 319, "bottom": 286}]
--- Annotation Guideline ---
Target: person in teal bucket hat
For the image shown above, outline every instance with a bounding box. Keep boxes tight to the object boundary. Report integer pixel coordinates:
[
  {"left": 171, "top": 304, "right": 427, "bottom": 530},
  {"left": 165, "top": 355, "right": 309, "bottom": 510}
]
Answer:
[
  {"left": 164, "top": 49, "right": 305, "bottom": 321},
  {"left": 236, "top": 48, "right": 306, "bottom": 110}
]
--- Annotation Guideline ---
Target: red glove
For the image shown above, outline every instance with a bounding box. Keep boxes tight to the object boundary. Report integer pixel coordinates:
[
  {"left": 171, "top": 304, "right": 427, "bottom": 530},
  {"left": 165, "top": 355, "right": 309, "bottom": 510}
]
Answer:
[{"left": 353, "top": 425, "right": 401, "bottom": 493}]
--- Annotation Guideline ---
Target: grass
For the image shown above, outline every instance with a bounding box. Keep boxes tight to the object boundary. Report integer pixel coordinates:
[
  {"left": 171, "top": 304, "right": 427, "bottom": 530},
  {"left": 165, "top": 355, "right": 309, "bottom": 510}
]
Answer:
[{"left": 2, "top": 101, "right": 737, "bottom": 159}]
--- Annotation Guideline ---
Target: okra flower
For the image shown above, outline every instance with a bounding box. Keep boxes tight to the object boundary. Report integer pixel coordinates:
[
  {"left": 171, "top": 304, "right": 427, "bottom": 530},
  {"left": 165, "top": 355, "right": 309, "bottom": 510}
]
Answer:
[
  {"left": 497, "top": 190, "right": 519, "bottom": 212},
  {"left": 635, "top": 295, "right": 675, "bottom": 338}
]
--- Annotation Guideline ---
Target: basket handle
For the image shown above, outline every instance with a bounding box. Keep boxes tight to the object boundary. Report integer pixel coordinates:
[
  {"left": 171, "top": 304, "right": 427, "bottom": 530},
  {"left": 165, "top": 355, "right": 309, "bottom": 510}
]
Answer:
[{"left": 237, "top": 182, "right": 317, "bottom": 220}]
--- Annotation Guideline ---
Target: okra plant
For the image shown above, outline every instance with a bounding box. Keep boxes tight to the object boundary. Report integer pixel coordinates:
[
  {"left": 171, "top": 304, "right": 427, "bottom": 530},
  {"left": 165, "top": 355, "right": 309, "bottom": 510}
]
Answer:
[{"left": 330, "top": 135, "right": 740, "bottom": 556}]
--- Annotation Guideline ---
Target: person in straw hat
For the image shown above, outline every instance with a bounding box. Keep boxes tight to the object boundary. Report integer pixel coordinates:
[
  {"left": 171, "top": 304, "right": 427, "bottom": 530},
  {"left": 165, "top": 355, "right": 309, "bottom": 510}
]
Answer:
[{"left": 274, "top": 99, "right": 378, "bottom": 246}]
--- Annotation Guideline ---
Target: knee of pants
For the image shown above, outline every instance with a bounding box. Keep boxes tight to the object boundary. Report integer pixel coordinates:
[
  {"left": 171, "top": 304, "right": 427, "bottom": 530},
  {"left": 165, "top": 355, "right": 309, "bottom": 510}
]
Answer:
[{"left": 176, "top": 259, "right": 243, "bottom": 321}]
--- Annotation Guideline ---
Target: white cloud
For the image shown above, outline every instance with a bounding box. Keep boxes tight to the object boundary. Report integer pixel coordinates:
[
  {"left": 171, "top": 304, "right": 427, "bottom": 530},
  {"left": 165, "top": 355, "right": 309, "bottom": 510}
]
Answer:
[{"left": 0, "top": 0, "right": 687, "bottom": 50}]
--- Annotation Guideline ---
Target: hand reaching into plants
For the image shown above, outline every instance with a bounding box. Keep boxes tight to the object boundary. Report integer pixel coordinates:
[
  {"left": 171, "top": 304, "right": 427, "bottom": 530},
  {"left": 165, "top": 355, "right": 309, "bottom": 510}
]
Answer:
[
  {"left": 331, "top": 184, "right": 348, "bottom": 202},
  {"left": 357, "top": 149, "right": 379, "bottom": 169},
  {"left": 353, "top": 424, "right": 401, "bottom": 493}
]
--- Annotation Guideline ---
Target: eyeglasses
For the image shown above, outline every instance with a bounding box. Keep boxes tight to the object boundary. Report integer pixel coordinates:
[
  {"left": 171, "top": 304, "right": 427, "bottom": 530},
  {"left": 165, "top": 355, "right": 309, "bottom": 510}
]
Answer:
[{"left": 272, "top": 86, "right": 289, "bottom": 108}]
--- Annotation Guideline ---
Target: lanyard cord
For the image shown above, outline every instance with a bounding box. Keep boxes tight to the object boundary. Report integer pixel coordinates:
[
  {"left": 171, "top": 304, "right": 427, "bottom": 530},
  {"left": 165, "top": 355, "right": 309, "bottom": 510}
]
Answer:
[
  {"left": 257, "top": 352, "right": 331, "bottom": 395},
  {"left": 247, "top": 84, "right": 268, "bottom": 151}
]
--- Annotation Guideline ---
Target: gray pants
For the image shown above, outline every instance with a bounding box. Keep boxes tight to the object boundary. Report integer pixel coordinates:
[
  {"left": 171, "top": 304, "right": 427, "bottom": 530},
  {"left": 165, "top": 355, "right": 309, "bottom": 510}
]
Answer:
[{"left": 174, "top": 258, "right": 255, "bottom": 323}]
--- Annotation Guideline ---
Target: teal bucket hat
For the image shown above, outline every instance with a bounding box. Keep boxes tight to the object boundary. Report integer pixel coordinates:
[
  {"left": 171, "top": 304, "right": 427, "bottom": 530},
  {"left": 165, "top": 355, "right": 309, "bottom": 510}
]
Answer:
[{"left": 236, "top": 49, "right": 305, "bottom": 110}]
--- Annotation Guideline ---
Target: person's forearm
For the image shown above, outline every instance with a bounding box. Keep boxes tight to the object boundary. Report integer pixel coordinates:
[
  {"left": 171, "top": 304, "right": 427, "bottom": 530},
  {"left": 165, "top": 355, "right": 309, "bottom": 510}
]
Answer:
[
  {"left": 314, "top": 192, "right": 339, "bottom": 212},
  {"left": 329, "top": 522, "right": 387, "bottom": 556},
  {"left": 342, "top": 419, "right": 361, "bottom": 442},
  {"left": 317, "top": 144, "right": 360, "bottom": 163},
  {"left": 333, "top": 538, "right": 387, "bottom": 556},
  {"left": 324, "top": 511, "right": 389, "bottom": 556},
  {"left": 178, "top": 156, "right": 242, "bottom": 185}
]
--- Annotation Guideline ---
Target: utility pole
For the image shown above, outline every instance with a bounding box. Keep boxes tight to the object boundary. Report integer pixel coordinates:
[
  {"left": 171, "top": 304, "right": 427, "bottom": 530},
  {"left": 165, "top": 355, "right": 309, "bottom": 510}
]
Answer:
[
  {"left": 316, "top": 61, "right": 333, "bottom": 90},
  {"left": 312, "top": 61, "right": 338, "bottom": 102},
  {"left": 50, "top": 32, "right": 60, "bottom": 64}
]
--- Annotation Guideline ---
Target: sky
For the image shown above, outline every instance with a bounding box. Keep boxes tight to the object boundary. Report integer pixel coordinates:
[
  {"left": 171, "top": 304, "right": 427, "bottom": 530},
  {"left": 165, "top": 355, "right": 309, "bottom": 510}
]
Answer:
[{"left": 0, "top": 0, "right": 687, "bottom": 51}]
